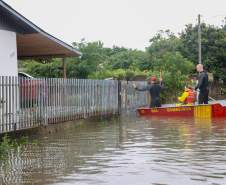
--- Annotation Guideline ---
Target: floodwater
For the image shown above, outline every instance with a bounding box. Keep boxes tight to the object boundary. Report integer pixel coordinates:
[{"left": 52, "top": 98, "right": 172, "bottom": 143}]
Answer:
[{"left": 1, "top": 114, "right": 226, "bottom": 185}]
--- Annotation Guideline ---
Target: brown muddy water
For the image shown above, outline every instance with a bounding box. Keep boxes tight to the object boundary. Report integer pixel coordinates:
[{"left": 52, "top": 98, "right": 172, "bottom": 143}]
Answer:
[{"left": 0, "top": 114, "right": 226, "bottom": 185}]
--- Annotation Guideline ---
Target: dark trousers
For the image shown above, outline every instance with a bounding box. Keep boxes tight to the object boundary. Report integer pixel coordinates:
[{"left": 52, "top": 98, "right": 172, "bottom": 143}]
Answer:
[
  {"left": 150, "top": 98, "right": 161, "bottom": 108},
  {"left": 198, "top": 90, "right": 209, "bottom": 104}
]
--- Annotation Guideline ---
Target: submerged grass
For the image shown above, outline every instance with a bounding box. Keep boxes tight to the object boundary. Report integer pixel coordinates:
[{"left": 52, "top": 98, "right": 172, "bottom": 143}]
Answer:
[{"left": 0, "top": 134, "right": 34, "bottom": 160}]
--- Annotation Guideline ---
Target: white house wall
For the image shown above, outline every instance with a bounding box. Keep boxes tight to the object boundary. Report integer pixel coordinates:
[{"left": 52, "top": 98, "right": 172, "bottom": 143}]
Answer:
[
  {"left": 0, "top": 29, "right": 17, "bottom": 76},
  {"left": 0, "top": 29, "right": 18, "bottom": 127}
]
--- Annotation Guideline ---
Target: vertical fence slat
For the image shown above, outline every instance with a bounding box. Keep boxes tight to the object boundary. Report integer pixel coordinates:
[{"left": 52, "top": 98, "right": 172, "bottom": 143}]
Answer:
[
  {"left": 0, "top": 77, "right": 2, "bottom": 132},
  {"left": 2, "top": 76, "right": 5, "bottom": 132}
]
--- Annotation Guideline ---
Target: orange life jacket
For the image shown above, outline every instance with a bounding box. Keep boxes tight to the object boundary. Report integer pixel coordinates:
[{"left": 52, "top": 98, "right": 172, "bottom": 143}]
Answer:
[{"left": 185, "top": 89, "right": 196, "bottom": 104}]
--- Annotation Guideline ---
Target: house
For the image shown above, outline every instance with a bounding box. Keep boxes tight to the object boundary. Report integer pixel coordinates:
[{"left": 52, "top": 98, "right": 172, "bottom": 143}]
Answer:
[
  {"left": 0, "top": 0, "right": 82, "bottom": 130},
  {"left": 0, "top": 0, "right": 81, "bottom": 76}
]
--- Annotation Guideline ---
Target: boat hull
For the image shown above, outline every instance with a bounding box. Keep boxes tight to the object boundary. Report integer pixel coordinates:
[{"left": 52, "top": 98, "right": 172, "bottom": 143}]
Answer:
[{"left": 137, "top": 103, "right": 226, "bottom": 118}]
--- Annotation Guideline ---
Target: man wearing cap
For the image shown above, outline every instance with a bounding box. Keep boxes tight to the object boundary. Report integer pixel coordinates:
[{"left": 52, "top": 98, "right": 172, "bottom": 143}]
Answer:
[
  {"left": 195, "top": 64, "right": 209, "bottom": 104},
  {"left": 133, "top": 75, "right": 163, "bottom": 108}
]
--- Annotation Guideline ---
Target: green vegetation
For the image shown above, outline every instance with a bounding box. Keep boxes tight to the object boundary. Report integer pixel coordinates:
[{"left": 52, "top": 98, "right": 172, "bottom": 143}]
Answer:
[
  {"left": 0, "top": 135, "right": 30, "bottom": 160},
  {"left": 19, "top": 20, "right": 226, "bottom": 101}
]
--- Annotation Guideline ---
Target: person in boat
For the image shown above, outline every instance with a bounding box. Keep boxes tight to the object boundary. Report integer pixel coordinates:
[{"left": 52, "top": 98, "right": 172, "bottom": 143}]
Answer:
[
  {"left": 195, "top": 64, "right": 209, "bottom": 104},
  {"left": 177, "top": 86, "right": 196, "bottom": 106},
  {"left": 133, "top": 75, "right": 163, "bottom": 108}
]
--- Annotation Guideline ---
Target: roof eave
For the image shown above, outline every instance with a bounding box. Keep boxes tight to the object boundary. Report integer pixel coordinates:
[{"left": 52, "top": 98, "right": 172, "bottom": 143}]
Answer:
[{"left": 0, "top": 0, "right": 82, "bottom": 56}]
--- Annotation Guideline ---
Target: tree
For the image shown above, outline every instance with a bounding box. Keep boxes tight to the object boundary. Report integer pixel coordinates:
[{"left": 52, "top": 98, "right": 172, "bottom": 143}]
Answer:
[
  {"left": 72, "top": 40, "right": 110, "bottom": 78},
  {"left": 146, "top": 31, "right": 194, "bottom": 102},
  {"left": 21, "top": 59, "right": 62, "bottom": 78},
  {"left": 180, "top": 23, "right": 226, "bottom": 82},
  {"left": 108, "top": 49, "right": 148, "bottom": 70}
]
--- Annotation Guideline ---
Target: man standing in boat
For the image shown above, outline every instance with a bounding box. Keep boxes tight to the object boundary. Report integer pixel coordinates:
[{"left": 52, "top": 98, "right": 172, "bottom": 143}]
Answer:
[
  {"left": 133, "top": 75, "right": 163, "bottom": 108},
  {"left": 195, "top": 64, "right": 209, "bottom": 104}
]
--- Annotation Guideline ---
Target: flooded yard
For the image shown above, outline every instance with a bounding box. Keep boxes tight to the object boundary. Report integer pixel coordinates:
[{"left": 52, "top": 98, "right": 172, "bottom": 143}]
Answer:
[{"left": 1, "top": 114, "right": 226, "bottom": 185}]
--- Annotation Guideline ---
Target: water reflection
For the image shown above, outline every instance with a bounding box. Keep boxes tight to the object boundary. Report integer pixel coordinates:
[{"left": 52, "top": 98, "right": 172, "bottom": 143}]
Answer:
[{"left": 0, "top": 115, "right": 226, "bottom": 185}]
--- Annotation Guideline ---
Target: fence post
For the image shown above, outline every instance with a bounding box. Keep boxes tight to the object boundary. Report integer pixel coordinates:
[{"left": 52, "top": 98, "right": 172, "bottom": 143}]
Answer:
[
  {"left": 41, "top": 78, "right": 48, "bottom": 125},
  {"left": 118, "top": 80, "right": 122, "bottom": 115}
]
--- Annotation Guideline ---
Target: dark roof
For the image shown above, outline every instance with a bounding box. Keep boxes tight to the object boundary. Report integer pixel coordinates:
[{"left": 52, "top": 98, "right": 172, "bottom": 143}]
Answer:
[{"left": 0, "top": 0, "right": 82, "bottom": 58}]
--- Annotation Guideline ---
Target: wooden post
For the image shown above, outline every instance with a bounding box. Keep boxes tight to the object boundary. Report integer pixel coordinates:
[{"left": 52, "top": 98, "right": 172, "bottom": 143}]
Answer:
[
  {"left": 118, "top": 80, "right": 122, "bottom": 115},
  {"left": 62, "top": 58, "right": 67, "bottom": 79}
]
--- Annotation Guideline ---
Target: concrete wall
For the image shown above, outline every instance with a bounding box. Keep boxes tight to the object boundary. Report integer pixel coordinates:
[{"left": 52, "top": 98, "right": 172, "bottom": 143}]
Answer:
[{"left": 0, "top": 29, "right": 17, "bottom": 76}]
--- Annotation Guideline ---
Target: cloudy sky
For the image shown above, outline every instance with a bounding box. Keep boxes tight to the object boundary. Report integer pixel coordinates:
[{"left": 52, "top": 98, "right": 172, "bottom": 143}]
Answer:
[{"left": 4, "top": 0, "right": 226, "bottom": 50}]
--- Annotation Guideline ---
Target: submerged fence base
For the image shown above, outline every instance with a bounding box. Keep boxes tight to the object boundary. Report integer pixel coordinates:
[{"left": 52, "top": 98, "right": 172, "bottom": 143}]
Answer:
[{"left": 0, "top": 77, "right": 148, "bottom": 133}]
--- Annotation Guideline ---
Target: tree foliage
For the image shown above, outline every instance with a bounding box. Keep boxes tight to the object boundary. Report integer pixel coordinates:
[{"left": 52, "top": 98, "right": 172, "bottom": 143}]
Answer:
[
  {"left": 20, "top": 20, "right": 226, "bottom": 101},
  {"left": 180, "top": 23, "right": 226, "bottom": 82}
]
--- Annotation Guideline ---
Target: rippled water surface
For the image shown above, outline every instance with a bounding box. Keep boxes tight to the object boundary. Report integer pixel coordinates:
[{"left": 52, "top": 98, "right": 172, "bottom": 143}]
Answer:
[{"left": 1, "top": 115, "right": 226, "bottom": 185}]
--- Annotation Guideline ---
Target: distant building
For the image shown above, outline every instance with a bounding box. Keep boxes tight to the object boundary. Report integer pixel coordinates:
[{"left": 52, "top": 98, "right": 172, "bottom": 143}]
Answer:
[{"left": 0, "top": 0, "right": 81, "bottom": 76}]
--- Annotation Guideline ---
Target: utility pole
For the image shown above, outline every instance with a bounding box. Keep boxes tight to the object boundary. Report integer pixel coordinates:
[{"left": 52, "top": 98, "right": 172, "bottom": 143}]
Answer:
[{"left": 198, "top": 14, "right": 202, "bottom": 64}]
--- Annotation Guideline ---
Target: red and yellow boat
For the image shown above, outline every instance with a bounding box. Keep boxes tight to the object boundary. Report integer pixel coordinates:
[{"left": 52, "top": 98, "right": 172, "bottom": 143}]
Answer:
[{"left": 137, "top": 102, "right": 226, "bottom": 118}]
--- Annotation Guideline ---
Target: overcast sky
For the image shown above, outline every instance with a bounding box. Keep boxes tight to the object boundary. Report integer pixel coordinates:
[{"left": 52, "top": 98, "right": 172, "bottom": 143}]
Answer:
[{"left": 4, "top": 0, "right": 226, "bottom": 50}]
